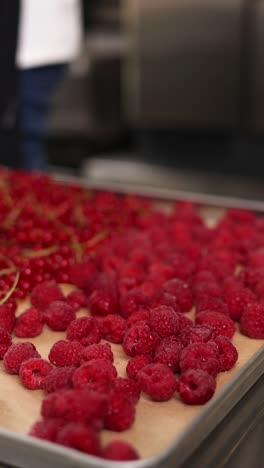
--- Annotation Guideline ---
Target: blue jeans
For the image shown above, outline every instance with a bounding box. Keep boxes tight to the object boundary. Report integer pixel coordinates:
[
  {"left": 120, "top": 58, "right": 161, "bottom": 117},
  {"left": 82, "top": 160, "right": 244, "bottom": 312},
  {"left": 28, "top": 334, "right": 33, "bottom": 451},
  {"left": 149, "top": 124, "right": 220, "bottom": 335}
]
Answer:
[{"left": 19, "top": 64, "right": 66, "bottom": 171}]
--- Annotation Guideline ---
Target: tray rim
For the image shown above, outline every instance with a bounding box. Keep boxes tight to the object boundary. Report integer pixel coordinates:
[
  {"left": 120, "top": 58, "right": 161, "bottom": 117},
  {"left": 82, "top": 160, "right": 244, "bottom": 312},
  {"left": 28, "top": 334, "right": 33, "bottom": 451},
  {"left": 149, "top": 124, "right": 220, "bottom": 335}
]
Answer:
[{"left": 0, "top": 179, "right": 263, "bottom": 468}]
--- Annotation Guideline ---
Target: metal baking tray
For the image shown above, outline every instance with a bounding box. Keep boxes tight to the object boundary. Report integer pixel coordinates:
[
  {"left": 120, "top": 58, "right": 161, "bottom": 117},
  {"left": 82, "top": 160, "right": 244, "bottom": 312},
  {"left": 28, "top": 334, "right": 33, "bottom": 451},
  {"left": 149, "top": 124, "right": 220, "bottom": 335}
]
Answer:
[{"left": 0, "top": 180, "right": 263, "bottom": 468}]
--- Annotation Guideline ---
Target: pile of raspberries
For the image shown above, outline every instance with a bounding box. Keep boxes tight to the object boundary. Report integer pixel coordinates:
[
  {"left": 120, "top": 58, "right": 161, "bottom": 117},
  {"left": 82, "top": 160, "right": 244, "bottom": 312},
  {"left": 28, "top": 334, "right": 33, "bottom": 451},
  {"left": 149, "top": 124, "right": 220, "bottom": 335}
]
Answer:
[{"left": 1, "top": 201, "right": 264, "bottom": 461}]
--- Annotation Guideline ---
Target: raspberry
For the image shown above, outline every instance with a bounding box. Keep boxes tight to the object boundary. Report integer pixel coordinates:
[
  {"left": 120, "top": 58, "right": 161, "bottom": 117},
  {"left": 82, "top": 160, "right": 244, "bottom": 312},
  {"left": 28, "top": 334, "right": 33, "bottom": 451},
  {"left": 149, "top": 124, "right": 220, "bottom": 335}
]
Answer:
[
  {"left": 0, "top": 303, "right": 16, "bottom": 333},
  {"left": 149, "top": 306, "right": 179, "bottom": 338},
  {"left": 29, "top": 418, "right": 65, "bottom": 442},
  {"left": 138, "top": 363, "right": 177, "bottom": 401},
  {"left": 4, "top": 342, "right": 40, "bottom": 374},
  {"left": 196, "top": 311, "right": 236, "bottom": 339},
  {"left": 120, "top": 289, "right": 149, "bottom": 317},
  {"left": 255, "top": 279, "right": 264, "bottom": 298},
  {"left": 19, "top": 358, "right": 53, "bottom": 390},
  {"left": 0, "top": 326, "right": 12, "bottom": 359},
  {"left": 239, "top": 267, "right": 264, "bottom": 289},
  {"left": 148, "top": 262, "right": 175, "bottom": 281},
  {"left": 14, "top": 307, "right": 43, "bottom": 338},
  {"left": 57, "top": 423, "right": 101, "bottom": 456},
  {"left": 43, "top": 366, "right": 75, "bottom": 393},
  {"left": 152, "top": 292, "right": 181, "bottom": 312},
  {"left": 31, "top": 282, "right": 64, "bottom": 312},
  {"left": 170, "top": 254, "right": 196, "bottom": 282},
  {"left": 4, "top": 299, "right": 17, "bottom": 314},
  {"left": 213, "top": 336, "right": 238, "bottom": 371},
  {"left": 196, "top": 297, "right": 229, "bottom": 316},
  {"left": 224, "top": 287, "right": 256, "bottom": 321},
  {"left": 88, "top": 288, "right": 118, "bottom": 317},
  {"left": 45, "top": 301, "right": 75, "bottom": 332},
  {"left": 179, "top": 342, "right": 220, "bottom": 376},
  {"left": 178, "top": 369, "right": 216, "bottom": 405},
  {"left": 105, "top": 390, "right": 135, "bottom": 431},
  {"left": 69, "top": 261, "right": 97, "bottom": 292},
  {"left": 240, "top": 303, "right": 264, "bottom": 338},
  {"left": 114, "top": 377, "right": 141, "bottom": 403},
  {"left": 66, "top": 290, "right": 88, "bottom": 311},
  {"left": 103, "top": 441, "right": 140, "bottom": 461},
  {"left": 72, "top": 359, "right": 117, "bottom": 391},
  {"left": 98, "top": 314, "right": 126, "bottom": 344},
  {"left": 66, "top": 317, "right": 101, "bottom": 346},
  {"left": 81, "top": 343, "right": 113, "bottom": 364},
  {"left": 42, "top": 388, "right": 107, "bottom": 429},
  {"left": 193, "top": 270, "right": 217, "bottom": 285},
  {"left": 179, "top": 325, "right": 215, "bottom": 347},
  {"left": 123, "top": 322, "right": 159, "bottom": 357},
  {"left": 222, "top": 277, "right": 243, "bottom": 294},
  {"left": 154, "top": 336, "right": 183, "bottom": 372},
  {"left": 193, "top": 282, "right": 222, "bottom": 301},
  {"left": 227, "top": 208, "right": 255, "bottom": 223},
  {"left": 161, "top": 279, "right": 193, "bottom": 312},
  {"left": 48, "top": 340, "right": 83, "bottom": 367},
  {"left": 248, "top": 248, "right": 264, "bottom": 268},
  {"left": 127, "top": 309, "right": 150, "bottom": 328},
  {"left": 126, "top": 354, "right": 152, "bottom": 380},
  {"left": 178, "top": 313, "right": 193, "bottom": 331}
]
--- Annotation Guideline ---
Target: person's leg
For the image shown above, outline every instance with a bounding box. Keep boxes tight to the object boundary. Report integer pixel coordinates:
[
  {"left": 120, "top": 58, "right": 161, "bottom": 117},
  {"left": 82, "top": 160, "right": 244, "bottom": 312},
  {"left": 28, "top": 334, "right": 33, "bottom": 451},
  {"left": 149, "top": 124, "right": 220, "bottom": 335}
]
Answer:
[{"left": 18, "top": 64, "right": 66, "bottom": 171}]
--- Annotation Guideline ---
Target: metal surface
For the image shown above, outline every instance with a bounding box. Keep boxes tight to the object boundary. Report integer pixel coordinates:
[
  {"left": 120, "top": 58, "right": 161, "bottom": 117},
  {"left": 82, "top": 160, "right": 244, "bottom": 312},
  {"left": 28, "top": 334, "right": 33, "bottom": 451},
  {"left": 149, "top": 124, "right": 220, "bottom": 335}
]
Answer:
[
  {"left": 0, "top": 181, "right": 263, "bottom": 468},
  {"left": 123, "top": 0, "right": 243, "bottom": 129}
]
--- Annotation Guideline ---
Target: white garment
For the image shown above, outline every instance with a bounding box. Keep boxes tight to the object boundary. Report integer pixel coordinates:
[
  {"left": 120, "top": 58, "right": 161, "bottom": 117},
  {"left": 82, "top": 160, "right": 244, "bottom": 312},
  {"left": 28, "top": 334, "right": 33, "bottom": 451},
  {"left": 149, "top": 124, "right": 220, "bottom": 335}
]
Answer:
[{"left": 16, "top": 0, "right": 82, "bottom": 68}]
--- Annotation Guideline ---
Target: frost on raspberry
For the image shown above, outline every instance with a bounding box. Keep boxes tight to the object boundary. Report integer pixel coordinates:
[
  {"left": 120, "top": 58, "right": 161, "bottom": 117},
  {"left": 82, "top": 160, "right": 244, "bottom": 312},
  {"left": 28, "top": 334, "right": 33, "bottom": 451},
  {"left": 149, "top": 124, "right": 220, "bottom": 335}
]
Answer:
[
  {"left": 196, "top": 311, "right": 236, "bottom": 339},
  {"left": 149, "top": 305, "right": 179, "bottom": 338},
  {"left": 0, "top": 326, "right": 12, "bottom": 359},
  {"left": 98, "top": 314, "right": 126, "bottom": 344},
  {"left": 45, "top": 301, "right": 75, "bottom": 332},
  {"left": 31, "top": 282, "right": 64, "bottom": 312},
  {"left": 154, "top": 336, "right": 183, "bottom": 372},
  {"left": 105, "top": 390, "right": 135, "bottom": 431},
  {"left": 43, "top": 366, "right": 75, "bottom": 393},
  {"left": 4, "top": 342, "right": 41, "bottom": 374},
  {"left": 123, "top": 322, "right": 159, "bottom": 357},
  {"left": 48, "top": 340, "right": 83, "bottom": 367},
  {"left": 29, "top": 418, "right": 65, "bottom": 442},
  {"left": 178, "top": 369, "right": 216, "bottom": 405},
  {"left": 72, "top": 359, "right": 117, "bottom": 391},
  {"left": 15, "top": 307, "right": 44, "bottom": 338},
  {"left": 81, "top": 343, "right": 113, "bottom": 364},
  {"left": 126, "top": 354, "right": 152, "bottom": 380},
  {"left": 114, "top": 377, "right": 141, "bottom": 403},
  {"left": 138, "top": 363, "right": 177, "bottom": 401},
  {"left": 66, "top": 317, "right": 101, "bottom": 346},
  {"left": 179, "top": 342, "right": 220, "bottom": 376},
  {"left": 0, "top": 303, "right": 16, "bottom": 333},
  {"left": 19, "top": 358, "right": 53, "bottom": 390},
  {"left": 103, "top": 440, "right": 140, "bottom": 461},
  {"left": 213, "top": 336, "right": 238, "bottom": 371},
  {"left": 57, "top": 423, "right": 101, "bottom": 456},
  {"left": 240, "top": 303, "right": 264, "bottom": 339}
]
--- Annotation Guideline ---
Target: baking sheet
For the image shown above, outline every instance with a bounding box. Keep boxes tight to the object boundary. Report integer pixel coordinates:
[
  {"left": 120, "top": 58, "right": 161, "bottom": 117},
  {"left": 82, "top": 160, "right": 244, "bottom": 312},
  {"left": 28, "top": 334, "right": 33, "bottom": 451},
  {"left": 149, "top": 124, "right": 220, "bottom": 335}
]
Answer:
[{"left": 0, "top": 185, "right": 263, "bottom": 468}]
